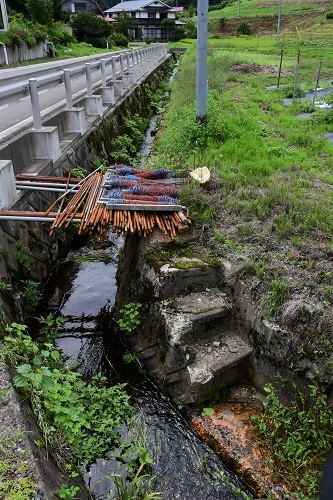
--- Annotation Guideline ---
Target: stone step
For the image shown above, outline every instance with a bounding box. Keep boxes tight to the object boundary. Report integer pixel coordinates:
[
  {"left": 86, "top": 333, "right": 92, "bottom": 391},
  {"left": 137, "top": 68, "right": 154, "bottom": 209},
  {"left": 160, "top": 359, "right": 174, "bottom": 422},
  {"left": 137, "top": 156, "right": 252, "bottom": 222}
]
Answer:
[
  {"left": 157, "top": 259, "right": 222, "bottom": 298},
  {"left": 184, "top": 333, "right": 252, "bottom": 403},
  {"left": 161, "top": 288, "right": 233, "bottom": 345}
]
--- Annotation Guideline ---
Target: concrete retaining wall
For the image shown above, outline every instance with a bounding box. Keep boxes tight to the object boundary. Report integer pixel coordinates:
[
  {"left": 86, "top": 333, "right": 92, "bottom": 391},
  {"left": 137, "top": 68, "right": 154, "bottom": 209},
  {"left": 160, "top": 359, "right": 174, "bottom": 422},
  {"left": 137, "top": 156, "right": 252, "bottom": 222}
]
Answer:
[{"left": 0, "top": 41, "right": 45, "bottom": 65}]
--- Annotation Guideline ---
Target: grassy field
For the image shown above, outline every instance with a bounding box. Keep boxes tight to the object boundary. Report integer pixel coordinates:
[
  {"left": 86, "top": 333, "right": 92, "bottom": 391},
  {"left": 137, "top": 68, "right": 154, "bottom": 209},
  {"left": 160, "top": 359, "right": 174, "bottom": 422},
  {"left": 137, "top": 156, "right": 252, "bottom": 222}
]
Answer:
[
  {"left": 210, "top": 0, "right": 333, "bottom": 18},
  {"left": 154, "top": 36, "right": 333, "bottom": 497}
]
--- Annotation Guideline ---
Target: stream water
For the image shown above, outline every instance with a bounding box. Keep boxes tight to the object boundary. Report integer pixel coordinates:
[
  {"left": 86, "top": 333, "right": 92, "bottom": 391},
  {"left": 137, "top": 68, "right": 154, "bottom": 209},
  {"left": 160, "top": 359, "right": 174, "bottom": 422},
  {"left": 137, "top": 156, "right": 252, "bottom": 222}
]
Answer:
[{"left": 36, "top": 239, "right": 251, "bottom": 499}]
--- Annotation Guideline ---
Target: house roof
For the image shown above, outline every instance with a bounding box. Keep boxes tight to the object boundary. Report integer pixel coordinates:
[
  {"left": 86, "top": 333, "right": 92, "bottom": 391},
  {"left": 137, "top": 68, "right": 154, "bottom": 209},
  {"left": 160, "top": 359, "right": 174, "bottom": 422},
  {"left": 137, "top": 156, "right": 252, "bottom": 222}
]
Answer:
[{"left": 104, "top": 0, "right": 176, "bottom": 14}]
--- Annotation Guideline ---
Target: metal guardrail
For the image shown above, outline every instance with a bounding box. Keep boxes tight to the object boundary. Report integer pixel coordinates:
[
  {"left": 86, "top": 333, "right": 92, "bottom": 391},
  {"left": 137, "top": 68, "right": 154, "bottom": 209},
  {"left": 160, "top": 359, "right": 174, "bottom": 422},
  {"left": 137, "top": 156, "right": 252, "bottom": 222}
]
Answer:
[{"left": 0, "top": 44, "right": 167, "bottom": 125}]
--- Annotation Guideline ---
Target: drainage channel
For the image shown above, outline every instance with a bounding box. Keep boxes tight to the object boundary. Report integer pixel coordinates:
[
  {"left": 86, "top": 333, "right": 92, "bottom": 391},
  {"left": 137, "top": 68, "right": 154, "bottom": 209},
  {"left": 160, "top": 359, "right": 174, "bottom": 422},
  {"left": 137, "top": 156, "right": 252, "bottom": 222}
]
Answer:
[{"left": 34, "top": 239, "right": 251, "bottom": 499}]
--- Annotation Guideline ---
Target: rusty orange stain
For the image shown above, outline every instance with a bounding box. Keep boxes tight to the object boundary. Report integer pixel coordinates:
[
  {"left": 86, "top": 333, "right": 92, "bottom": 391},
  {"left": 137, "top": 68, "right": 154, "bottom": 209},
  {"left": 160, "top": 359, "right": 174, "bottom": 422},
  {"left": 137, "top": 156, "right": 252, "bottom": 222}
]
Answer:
[{"left": 188, "top": 403, "right": 291, "bottom": 498}]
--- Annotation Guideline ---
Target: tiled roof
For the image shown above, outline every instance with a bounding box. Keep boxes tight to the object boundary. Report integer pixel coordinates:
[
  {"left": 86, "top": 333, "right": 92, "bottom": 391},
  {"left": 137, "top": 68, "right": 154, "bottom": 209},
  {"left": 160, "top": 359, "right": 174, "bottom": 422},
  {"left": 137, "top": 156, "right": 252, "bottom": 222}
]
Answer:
[{"left": 104, "top": 0, "right": 175, "bottom": 13}]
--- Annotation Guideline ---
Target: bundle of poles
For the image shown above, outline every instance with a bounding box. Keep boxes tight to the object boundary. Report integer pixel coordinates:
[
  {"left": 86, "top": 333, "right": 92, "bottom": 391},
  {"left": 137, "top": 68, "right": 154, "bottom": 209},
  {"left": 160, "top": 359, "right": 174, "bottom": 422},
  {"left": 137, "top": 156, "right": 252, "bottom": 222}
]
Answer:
[{"left": 42, "top": 167, "right": 190, "bottom": 240}]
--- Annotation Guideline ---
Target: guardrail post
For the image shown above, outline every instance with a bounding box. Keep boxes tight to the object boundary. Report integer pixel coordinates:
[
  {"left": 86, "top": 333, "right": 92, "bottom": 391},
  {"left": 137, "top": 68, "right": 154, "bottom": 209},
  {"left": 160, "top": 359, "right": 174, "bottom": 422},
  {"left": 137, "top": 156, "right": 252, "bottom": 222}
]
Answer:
[
  {"left": 111, "top": 56, "right": 117, "bottom": 81},
  {"left": 85, "top": 63, "right": 93, "bottom": 97},
  {"left": 63, "top": 69, "right": 73, "bottom": 109},
  {"left": 101, "top": 59, "right": 107, "bottom": 87},
  {"left": 99, "top": 58, "right": 114, "bottom": 105},
  {"left": 28, "top": 78, "right": 42, "bottom": 130},
  {"left": 128, "top": 51, "right": 135, "bottom": 85},
  {"left": 119, "top": 53, "right": 125, "bottom": 77},
  {"left": 126, "top": 51, "right": 131, "bottom": 73}
]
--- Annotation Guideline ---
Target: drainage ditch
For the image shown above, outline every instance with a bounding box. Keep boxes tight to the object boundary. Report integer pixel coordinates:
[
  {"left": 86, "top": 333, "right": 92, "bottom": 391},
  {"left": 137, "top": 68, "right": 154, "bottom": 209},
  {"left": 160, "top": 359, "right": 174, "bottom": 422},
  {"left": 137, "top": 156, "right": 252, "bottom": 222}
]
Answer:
[{"left": 33, "top": 240, "right": 251, "bottom": 499}]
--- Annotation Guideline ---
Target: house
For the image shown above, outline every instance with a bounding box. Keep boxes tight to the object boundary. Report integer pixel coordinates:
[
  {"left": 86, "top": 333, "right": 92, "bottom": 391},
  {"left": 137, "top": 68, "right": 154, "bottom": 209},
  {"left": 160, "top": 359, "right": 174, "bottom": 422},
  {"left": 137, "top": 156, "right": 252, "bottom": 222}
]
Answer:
[
  {"left": 104, "top": 0, "right": 181, "bottom": 40},
  {"left": 62, "top": 0, "right": 103, "bottom": 16}
]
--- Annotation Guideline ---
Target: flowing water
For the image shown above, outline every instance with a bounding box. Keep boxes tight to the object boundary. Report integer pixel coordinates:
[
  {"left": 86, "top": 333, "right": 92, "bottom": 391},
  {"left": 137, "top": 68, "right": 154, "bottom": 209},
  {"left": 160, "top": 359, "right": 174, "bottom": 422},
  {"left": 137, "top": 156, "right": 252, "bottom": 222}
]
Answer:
[{"left": 37, "top": 238, "right": 251, "bottom": 499}]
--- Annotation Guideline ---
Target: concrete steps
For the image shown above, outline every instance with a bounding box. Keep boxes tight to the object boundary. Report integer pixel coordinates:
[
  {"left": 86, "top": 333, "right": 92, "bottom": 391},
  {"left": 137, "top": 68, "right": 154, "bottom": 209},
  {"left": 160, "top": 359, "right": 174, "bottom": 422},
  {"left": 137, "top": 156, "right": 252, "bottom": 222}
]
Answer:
[{"left": 158, "top": 288, "right": 252, "bottom": 402}]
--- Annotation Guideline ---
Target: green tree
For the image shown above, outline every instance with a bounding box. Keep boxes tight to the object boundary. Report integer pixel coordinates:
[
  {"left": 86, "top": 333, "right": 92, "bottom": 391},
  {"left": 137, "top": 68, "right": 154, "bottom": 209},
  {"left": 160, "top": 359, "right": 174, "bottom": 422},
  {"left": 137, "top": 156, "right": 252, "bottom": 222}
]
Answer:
[
  {"left": 161, "top": 18, "right": 176, "bottom": 40},
  {"left": 113, "top": 10, "right": 135, "bottom": 37},
  {"left": 71, "top": 12, "right": 113, "bottom": 47},
  {"left": 183, "top": 17, "right": 197, "bottom": 38},
  {"left": 26, "top": 0, "right": 54, "bottom": 25}
]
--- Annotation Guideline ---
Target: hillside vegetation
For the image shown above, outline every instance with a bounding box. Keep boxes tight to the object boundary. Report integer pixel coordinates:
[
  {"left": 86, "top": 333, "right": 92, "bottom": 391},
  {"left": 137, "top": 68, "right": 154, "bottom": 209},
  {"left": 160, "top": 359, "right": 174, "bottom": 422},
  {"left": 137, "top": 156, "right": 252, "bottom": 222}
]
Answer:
[{"left": 209, "top": 0, "right": 333, "bottom": 45}]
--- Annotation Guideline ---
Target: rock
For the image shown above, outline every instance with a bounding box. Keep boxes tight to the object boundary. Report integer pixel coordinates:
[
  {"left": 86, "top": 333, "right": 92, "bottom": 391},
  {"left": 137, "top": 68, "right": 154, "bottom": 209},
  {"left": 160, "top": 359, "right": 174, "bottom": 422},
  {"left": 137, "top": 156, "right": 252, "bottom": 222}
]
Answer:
[{"left": 188, "top": 403, "right": 291, "bottom": 498}]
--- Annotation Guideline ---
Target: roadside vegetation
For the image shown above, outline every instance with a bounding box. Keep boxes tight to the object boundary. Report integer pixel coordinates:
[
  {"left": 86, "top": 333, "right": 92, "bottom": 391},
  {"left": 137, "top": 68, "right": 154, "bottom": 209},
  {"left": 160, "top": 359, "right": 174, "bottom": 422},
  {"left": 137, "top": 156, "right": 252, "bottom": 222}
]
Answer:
[
  {"left": 150, "top": 33, "right": 333, "bottom": 497},
  {"left": 0, "top": 316, "right": 158, "bottom": 499}
]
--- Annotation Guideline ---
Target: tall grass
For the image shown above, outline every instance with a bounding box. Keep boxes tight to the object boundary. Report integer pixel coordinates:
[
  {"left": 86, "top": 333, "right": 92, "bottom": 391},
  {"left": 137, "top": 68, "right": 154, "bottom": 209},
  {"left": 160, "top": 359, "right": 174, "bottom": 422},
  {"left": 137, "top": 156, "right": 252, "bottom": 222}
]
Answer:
[{"left": 151, "top": 39, "right": 333, "bottom": 238}]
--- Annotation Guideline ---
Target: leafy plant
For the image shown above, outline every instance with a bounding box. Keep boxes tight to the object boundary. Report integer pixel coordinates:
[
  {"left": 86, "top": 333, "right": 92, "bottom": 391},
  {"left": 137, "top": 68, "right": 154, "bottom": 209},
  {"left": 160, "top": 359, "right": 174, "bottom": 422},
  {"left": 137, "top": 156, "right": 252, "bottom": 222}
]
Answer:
[
  {"left": 202, "top": 407, "right": 215, "bottom": 416},
  {"left": 69, "top": 166, "right": 88, "bottom": 179},
  {"left": 117, "top": 302, "right": 142, "bottom": 333},
  {"left": 0, "top": 280, "right": 11, "bottom": 293},
  {"left": 0, "top": 323, "right": 37, "bottom": 366},
  {"left": 1, "top": 323, "right": 133, "bottom": 470},
  {"left": 58, "top": 485, "right": 80, "bottom": 500},
  {"left": 37, "top": 313, "right": 67, "bottom": 342},
  {"left": 15, "top": 241, "right": 30, "bottom": 272},
  {"left": 252, "top": 381, "right": 333, "bottom": 497},
  {"left": 20, "top": 280, "right": 41, "bottom": 316}
]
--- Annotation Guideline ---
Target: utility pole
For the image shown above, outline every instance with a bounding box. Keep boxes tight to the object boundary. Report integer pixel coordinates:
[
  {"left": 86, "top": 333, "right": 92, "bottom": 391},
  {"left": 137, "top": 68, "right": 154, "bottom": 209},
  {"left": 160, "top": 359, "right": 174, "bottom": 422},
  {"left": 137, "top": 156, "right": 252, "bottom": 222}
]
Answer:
[
  {"left": 276, "top": 0, "right": 282, "bottom": 45},
  {"left": 196, "top": 0, "right": 208, "bottom": 123}
]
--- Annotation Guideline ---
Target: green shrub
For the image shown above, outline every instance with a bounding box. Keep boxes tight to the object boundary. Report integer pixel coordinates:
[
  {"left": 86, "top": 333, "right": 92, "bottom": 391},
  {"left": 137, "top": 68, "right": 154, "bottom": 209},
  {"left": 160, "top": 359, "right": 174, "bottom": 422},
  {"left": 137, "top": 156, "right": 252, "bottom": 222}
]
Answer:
[
  {"left": 219, "top": 17, "right": 226, "bottom": 30},
  {"left": 236, "top": 21, "right": 252, "bottom": 36},
  {"left": 2, "top": 14, "right": 48, "bottom": 47},
  {"left": 326, "top": 12, "right": 333, "bottom": 19},
  {"left": 111, "top": 32, "right": 129, "bottom": 48},
  {"left": 49, "top": 22, "right": 74, "bottom": 46}
]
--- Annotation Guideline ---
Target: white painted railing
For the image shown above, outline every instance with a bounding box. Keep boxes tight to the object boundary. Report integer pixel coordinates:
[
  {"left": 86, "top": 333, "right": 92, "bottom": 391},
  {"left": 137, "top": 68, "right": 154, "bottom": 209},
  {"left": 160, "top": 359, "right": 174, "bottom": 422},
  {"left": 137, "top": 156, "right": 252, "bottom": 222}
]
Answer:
[{"left": 0, "top": 44, "right": 168, "bottom": 130}]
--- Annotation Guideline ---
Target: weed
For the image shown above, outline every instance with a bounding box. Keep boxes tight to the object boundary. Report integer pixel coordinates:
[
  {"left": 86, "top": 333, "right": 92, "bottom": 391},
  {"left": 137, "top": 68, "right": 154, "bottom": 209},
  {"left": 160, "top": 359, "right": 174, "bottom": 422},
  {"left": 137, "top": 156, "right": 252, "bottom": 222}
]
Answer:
[
  {"left": 20, "top": 280, "right": 41, "bottom": 316},
  {"left": 112, "top": 462, "right": 161, "bottom": 499},
  {"left": 0, "top": 432, "right": 37, "bottom": 499},
  {"left": 266, "top": 279, "right": 290, "bottom": 315},
  {"left": 0, "top": 279, "right": 11, "bottom": 293},
  {"left": 252, "top": 381, "right": 333, "bottom": 498},
  {"left": 202, "top": 407, "right": 215, "bottom": 416},
  {"left": 117, "top": 302, "right": 142, "bottom": 333},
  {"left": 123, "top": 351, "right": 142, "bottom": 370},
  {"left": 15, "top": 241, "right": 30, "bottom": 273},
  {"left": 253, "top": 262, "right": 266, "bottom": 277},
  {"left": 1, "top": 322, "right": 134, "bottom": 471},
  {"left": 58, "top": 485, "right": 80, "bottom": 499},
  {"left": 69, "top": 166, "right": 88, "bottom": 179},
  {"left": 37, "top": 313, "right": 67, "bottom": 343}
]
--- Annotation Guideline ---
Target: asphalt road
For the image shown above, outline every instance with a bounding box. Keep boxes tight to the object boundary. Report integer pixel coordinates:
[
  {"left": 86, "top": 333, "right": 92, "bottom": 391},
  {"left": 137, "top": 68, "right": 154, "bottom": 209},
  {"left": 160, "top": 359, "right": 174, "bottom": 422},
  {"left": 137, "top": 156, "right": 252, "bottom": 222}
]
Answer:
[{"left": 0, "top": 53, "right": 119, "bottom": 137}]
